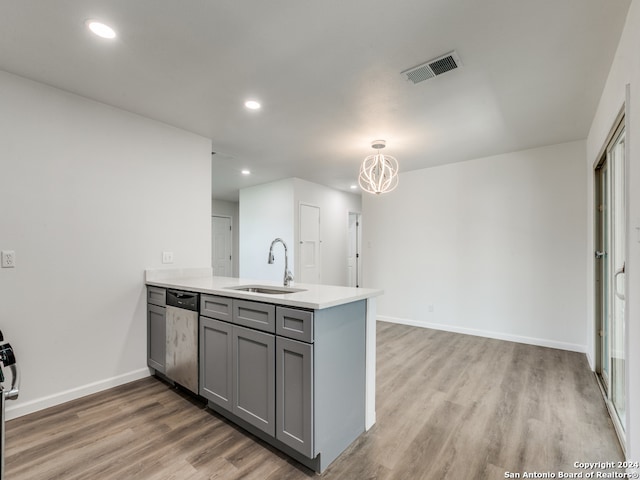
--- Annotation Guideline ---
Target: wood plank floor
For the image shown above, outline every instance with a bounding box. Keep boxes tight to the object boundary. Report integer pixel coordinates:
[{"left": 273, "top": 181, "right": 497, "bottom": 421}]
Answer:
[{"left": 6, "top": 322, "right": 623, "bottom": 479}]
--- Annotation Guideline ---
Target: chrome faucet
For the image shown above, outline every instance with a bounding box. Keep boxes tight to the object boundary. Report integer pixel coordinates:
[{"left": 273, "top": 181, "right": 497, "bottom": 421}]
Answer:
[{"left": 268, "top": 238, "right": 294, "bottom": 287}]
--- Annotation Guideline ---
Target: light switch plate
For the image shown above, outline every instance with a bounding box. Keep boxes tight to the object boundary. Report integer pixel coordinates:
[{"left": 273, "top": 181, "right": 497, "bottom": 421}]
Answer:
[
  {"left": 1, "top": 250, "right": 16, "bottom": 268},
  {"left": 162, "top": 251, "right": 174, "bottom": 264}
]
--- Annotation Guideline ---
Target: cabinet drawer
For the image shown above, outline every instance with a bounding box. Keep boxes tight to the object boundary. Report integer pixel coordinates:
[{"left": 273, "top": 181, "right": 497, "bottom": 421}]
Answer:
[
  {"left": 201, "top": 295, "right": 233, "bottom": 322},
  {"left": 233, "top": 300, "right": 275, "bottom": 333},
  {"left": 147, "top": 286, "right": 166, "bottom": 307},
  {"left": 276, "top": 307, "right": 313, "bottom": 343}
]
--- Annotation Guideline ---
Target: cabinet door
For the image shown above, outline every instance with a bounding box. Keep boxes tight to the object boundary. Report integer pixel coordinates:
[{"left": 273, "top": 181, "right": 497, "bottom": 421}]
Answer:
[
  {"left": 200, "top": 317, "right": 233, "bottom": 409},
  {"left": 232, "top": 325, "right": 275, "bottom": 435},
  {"left": 147, "top": 304, "right": 166, "bottom": 373},
  {"left": 276, "top": 337, "right": 314, "bottom": 457}
]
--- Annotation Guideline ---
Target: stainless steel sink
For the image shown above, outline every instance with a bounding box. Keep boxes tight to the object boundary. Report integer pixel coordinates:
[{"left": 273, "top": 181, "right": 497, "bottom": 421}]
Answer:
[{"left": 225, "top": 285, "right": 306, "bottom": 295}]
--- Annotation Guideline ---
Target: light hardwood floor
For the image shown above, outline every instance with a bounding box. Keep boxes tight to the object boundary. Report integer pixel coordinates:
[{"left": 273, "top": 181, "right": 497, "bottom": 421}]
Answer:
[{"left": 6, "top": 322, "right": 623, "bottom": 479}]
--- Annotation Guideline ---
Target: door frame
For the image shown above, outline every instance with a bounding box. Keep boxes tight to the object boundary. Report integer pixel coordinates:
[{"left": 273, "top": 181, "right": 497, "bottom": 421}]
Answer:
[
  {"left": 347, "top": 212, "right": 362, "bottom": 288},
  {"left": 593, "top": 105, "right": 627, "bottom": 450},
  {"left": 594, "top": 159, "right": 608, "bottom": 388}
]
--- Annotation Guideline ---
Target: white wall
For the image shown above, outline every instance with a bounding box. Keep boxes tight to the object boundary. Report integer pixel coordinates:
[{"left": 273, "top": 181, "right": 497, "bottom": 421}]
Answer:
[
  {"left": 293, "top": 178, "right": 361, "bottom": 286},
  {"left": 586, "top": 0, "right": 640, "bottom": 462},
  {"left": 0, "top": 71, "right": 211, "bottom": 419},
  {"left": 239, "top": 179, "right": 295, "bottom": 282},
  {"left": 363, "top": 141, "right": 587, "bottom": 351},
  {"left": 239, "top": 178, "right": 361, "bottom": 286},
  {"left": 211, "top": 198, "right": 239, "bottom": 276}
]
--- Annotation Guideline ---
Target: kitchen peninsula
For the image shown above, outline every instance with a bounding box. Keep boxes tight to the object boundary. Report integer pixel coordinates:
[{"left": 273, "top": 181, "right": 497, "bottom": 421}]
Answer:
[{"left": 145, "top": 269, "right": 382, "bottom": 473}]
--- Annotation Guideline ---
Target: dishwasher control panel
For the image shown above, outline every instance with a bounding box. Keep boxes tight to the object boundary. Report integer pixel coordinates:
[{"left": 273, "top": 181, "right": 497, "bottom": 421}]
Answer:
[{"left": 166, "top": 289, "right": 199, "bottom": 311}]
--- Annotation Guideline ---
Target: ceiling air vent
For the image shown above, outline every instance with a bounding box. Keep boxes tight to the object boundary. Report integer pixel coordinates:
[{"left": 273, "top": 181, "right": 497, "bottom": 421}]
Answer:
[{"left": 401, "top": 51, "right": 462, "bottom": 84}]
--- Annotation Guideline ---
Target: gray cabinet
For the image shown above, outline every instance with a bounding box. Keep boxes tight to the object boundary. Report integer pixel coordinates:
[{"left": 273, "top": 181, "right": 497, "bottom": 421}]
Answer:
[
  {"left": 276, "top": 306, "right": 314, "bottom": 343},
  {"left": 276, "top": 336, "right": 313, "bottom": 457},
  {"left": 147, "top": 286, "right": 166, "bottom": 307},
  {"left": 199, "top": 317, "right": 232, "bottom": 409},
  {"left": 195, "top": 294, "right": 365, "bottom": 473},
  {"left": 200, "top": 298, "right": 277, "bottom": 436},
  {"left": 147, "top": 304, "right": 166, "bottom": 372},
  {"left": 232, "top": 325, "right": 275, "bottom": 435},
  {"left": 147, "top": 287, "right": 166, "bottom": 373},
  {"left": 233, "top": 299, "right": 275, "bottom": 332},
  {"left": 201, "top": 294, "right": 232, "bottom": 322}
]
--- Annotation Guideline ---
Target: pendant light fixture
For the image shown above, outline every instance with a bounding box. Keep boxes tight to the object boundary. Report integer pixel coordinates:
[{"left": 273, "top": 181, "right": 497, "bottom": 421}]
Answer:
[{"left": 358, "top": 140, "right": 399, "bottom": 194}]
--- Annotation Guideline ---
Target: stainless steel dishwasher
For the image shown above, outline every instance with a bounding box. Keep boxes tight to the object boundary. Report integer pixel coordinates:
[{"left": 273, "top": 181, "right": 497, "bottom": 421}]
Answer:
[{"left": 165, "top": 290, "right": 199, "bottom": 394}]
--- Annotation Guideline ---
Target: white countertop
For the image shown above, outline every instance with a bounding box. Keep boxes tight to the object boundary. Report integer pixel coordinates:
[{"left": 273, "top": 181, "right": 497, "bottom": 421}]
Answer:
[{"left": 145, "top": 269, "right": 383, "bottom": 310}]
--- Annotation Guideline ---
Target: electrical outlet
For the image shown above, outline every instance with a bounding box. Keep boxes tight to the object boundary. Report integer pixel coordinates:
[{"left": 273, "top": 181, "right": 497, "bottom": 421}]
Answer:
[
  {"left": 1, "top": 251, "right": 16, "bottom": 268},
  {"left": 162, "top": 251, "right": 174, "bottom": 264}
]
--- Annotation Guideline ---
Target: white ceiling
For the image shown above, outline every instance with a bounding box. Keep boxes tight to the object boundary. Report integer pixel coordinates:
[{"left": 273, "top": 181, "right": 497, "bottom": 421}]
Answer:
[{"left": 0, "top": 1, "right": 630, "bottom": 201}]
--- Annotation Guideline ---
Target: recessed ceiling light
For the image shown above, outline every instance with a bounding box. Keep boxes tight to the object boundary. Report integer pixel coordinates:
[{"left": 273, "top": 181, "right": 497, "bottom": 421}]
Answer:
[
  {"left": 241, "top": 169, "right": 251, "bottom": 175},
  {"left": 86, "top": 20, "right": 117, "bottom": 39},
  {"left": 350, "top": 185, "right": 358, "bottom": 189},
  {"left": 244, "top": 100, "right": 261, "bottom": 110}
]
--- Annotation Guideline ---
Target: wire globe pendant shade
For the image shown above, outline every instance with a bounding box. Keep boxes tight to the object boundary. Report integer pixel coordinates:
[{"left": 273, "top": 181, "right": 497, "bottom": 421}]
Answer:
[{"left": 358, "top": 140, "right": 399, "bottom": 194}]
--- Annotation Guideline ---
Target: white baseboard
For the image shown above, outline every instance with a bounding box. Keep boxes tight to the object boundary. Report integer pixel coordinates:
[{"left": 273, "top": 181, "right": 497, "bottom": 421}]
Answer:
[
  {"left": 585, "top": 351, "right": 595, "bottom": 370},
  {"left": 5, "top": 368, "right": 151, "bottom": 420},
  {"left": 378, "top": 315, "right": 586, "bottom": 353}
]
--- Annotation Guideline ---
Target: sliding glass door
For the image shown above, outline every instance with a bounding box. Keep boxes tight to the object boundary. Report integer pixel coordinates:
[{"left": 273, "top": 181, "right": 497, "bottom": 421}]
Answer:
[{"left": 595, "top": 118, "right": 626, "bottom": 440}]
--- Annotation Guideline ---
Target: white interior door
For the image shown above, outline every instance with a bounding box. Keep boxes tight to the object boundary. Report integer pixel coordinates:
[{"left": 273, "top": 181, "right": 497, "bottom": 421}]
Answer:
[
  {"left": 347, "top": 213, "right": 362, "bottom": 287},
  {"left": 299, "top": 204, "right": 320, "bottom": 284},
  {"left": 212, "top": 216, "right": 232, "bottom": 277}
]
